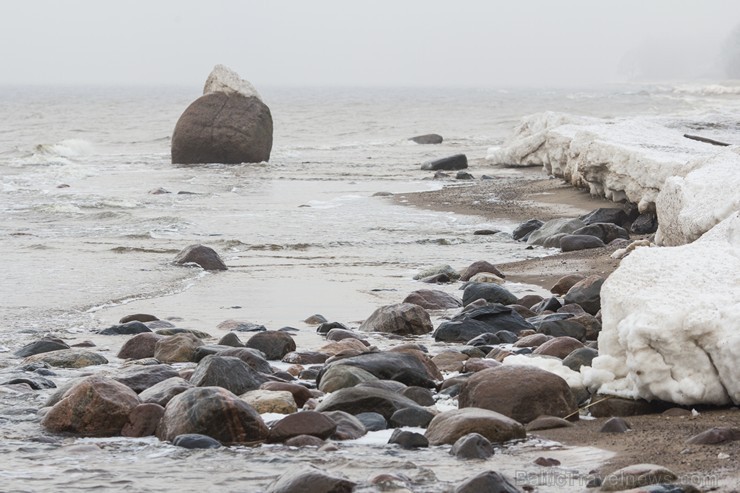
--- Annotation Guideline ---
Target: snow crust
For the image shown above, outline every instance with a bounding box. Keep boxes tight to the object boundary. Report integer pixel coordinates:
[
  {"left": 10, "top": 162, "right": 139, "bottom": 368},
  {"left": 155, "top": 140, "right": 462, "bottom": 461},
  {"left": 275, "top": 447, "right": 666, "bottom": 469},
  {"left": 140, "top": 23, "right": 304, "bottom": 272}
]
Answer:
[
  {"left": 203, "top": 64, "right": 261, "bottom": 100},
  {"left": 581, "top": 212, "right": 740, "bottom": 405},
  {"left": 486, "top": 112, "right": 729, "bottom": 230},
  {"left": 655, "top": 148, "right": 740, "bottom": 245}
]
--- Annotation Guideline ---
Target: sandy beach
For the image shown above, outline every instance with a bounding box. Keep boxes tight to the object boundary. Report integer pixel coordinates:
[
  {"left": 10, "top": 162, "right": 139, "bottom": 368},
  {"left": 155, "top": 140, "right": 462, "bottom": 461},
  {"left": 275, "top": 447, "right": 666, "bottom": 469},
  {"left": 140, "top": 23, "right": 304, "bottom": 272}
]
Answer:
[{"left": 398, "top": 164, "right": 740, "bottom": 490}]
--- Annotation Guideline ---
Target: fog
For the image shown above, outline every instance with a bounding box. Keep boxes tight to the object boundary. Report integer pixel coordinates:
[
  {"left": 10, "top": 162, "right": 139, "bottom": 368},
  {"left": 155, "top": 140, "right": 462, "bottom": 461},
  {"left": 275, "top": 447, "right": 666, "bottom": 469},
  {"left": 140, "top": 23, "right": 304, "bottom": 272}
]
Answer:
[{"left": 1, "top": 0, "right": 739, "bottom": 87}]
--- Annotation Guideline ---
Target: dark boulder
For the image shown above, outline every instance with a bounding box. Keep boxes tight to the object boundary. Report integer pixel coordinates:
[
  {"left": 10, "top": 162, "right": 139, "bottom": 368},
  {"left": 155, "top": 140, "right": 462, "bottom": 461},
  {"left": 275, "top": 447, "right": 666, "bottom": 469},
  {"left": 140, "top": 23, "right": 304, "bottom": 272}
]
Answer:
[
  {"left": 156, "top": 386, "right": 269, "bottom": 444},
  {"left": 356, "top": 412, "right": 387, "bottom": 431},
  {"left": 173, "top": 244, "right": 227, "bottom": 271},
  {"left": 631, "top": 211, "right": 658, "bottom": 234},
  {"left": 462, "top": 283, "right": 517, "bottom": 306},
  {"left": 388, "top": 429, "right": 428, "bottom": 449},
  {"left": 99, "top": 321, "right": 152, "bottom": 336},
  {"left": 119, "top": 313, "right": 159, "bottom": 324},
  {"left": 425, "top": 408, "right": 525, "bottom": 445},
  {"left": 14, "top": 338, "right": 70, "bottom": 358},
  {"left": 459, "top": 260, "right": 505, "bottom": 281},
  {"left": 450, "top": 432, "right": 495, "bottom": 459},
  {"left": 358, "top": 303, "right": 433, "bottom": 336},
  {"left": 454, "top": 471, "right": 521, "bottom": 493},
  {"left": 579, "top": 208, "right": 631, "bottom": 229},
  {"left": 121, "top": 403, "right": 165, "bottom": 437},
  {"left": 512, "top": 219, "right": 544, "bottom": 241},
  {"left": 315, "top": 386, "right": 427, "bottom": 420},
  {"left": 560, "top": 234, "right": 606, "bottom": 252},
  {"left": 563, "top": 347, "right": 599, "bottom": 371},
  {"left": 114, "top": 364, "right": 180, "bottom": 393},
  {"left": 171, "top": 90, "right": 272, "bottom": 165},
  {"left": 139, "top": 377, "right": 193, "bottom": 407},
  {"left": 317, "top": 351, "right": 441, "bottom": 388},
  {"left": 172, "top": 433, "right": 222, "bottom": 449},
  {"left": 421, "top": 154, "right": 467, "bottom": 171},
  {"left": 246, "top": 330, "right": 296, "bottom": 360},
  {"left": 410, "top": 133, "right": 443, "bottom": 144},
  {"left": 268, "top": 411, "right": 337, "bottom": 443},
  {"left": 564, "top": 275, "right": 605, "bottom": 315},
  {"left": 266, "top": 466, "right": 355, "bottom": 493},
  {"left": 572, "top": 222, "right": 630, "bottom": 244},
  {"left": 389, "top": 407, "right": 435, "bottom": 428},
  {"left": 434, "top": 304, "right": 534, "bottom": 343},
  {"left": 189, "top": 355, "right": 267, "bottom": 395},
  {"left": 117, "top": 332, "right": 163, "bottom": 360},
  {"left": 403, "top": 289, "right": 462, "bottom": 310}
]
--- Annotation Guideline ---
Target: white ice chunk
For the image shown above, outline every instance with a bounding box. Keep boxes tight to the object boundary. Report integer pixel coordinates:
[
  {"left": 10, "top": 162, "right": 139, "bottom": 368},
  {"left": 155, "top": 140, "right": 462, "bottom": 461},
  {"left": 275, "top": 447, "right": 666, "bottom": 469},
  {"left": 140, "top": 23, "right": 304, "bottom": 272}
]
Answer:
[
  {"left": 203, "top": 64, "right": 261, "bottom": 100},
  {"left": 582, "top": 212, "right": 740, "bottom": 405}
]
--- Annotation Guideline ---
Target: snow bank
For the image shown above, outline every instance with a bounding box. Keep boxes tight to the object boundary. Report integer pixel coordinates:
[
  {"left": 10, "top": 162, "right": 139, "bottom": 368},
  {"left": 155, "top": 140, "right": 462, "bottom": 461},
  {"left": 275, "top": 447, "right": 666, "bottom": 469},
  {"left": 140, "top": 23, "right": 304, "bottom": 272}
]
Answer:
[
  {"left": 581, "top": 212, "right": 740, "bottom": 406},
  {"left": 655, "top": 148, "right": 740, "bottom": 245},
  {"left": 487, "top": 112, "right": 712, "bottom": 211},
  {"left": 203, "top": 64, "right": 262, "bottom": 100}
]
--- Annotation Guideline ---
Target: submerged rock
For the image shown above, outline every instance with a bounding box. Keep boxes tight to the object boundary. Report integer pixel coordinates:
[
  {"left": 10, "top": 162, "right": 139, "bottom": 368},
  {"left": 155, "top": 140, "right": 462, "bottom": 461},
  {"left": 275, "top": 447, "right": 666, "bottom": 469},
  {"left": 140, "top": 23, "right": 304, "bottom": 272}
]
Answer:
[
  {"left": 454, "top": 470, "right": 521, "bottom": 493},
  {"left": 173, "top": 244, "right": 227, "bottom": 271},
  {"left": 421, "top": 154, "right": 467, "bottom": 171},
  {"left": 266, "top": 466, "right": 355, "bottom": 493}
]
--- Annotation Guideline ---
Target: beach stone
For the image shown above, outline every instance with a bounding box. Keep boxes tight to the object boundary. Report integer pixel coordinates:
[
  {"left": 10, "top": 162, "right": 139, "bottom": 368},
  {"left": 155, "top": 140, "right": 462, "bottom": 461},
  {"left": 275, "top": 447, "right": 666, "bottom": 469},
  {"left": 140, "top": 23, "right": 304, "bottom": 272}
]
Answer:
[
  {"left": 473, "top": 229, "right": 500, "bottom": 235},
  {"left": 685, "top": 427, "right": 740, "bottom": 445},
  {"left": 580, "top": 207, "right": 631, "bottom": 228},
  {"left": 155, "top": 328, "right": 211, "bottom": 338},
  {"left": 24, "top": 349, "right": 108, "bottom": 369},
  {"left": 426, "top": 407, "right": 525, "bottom": 445},
  {"left": 260, "top": 382, "right": 312, "bottom": 408},
  {"left": 157, "top": 386, "right": 268, "bottom": 444},
  {"left": 456, "top": 171, "right": 474, "bottom": 180},
  {"left": 600, "top": 464, "right": 677, "bottom": 492},
  {"left": 389, "top": 407, "right": 435, "bottom": 428},
  {"left": 514, "top": 333, "right": 551, "bottom": 348},
  {"left": 190, "top": 355, "right": 266, "bottom": 395},
  {"left": 513, "top": 219, "right": 544, "bottom": 241},
  {"left": 631, "top": 212, "right": 659, "bottom": 234},
  {"left": 266, "top": 466, "right": 355, "bottom": 493},
  {"left": 573, "top": 223, "right": 630, "bottom": 244},
  {"left": 357, "top": 380, "right": 407, "bottom": 393},
  {"left": 322, "top": 410, "right": 367, "bottom": 440},
  {"left": 454, "top": 470, "right": 520, "bottom": 493},
  {"left": 217, "top": 319, "right": 266, "bottom": 332},
  {"left": 356, "top": 412, "right": 387, "bottom": 431},
  {"left": 570, "top": 313, "right": 602, "bottom": 340},
  {"left": 531, "top": 296, "right": 562, "bottom": 314},
  {"left": 317, "top": 365, "right": 378, "bottom": 393},
  {"left": 517, "top": 295, "right": 544, "bottom": 309},
  {"left": 117, "top": 332, "right": 163, "bottom": 360},
  {"left": 558, "top": 303, "right": 587, "bottom": 315},
  {"left": 563, "top": 347, "right": 599, "bottom": 371},
  {"left": 421, "top": 153, "right": 467, "bottom": 171},
  {"left": 459, "top": 366, "right": 577, "bottom": 423},
  {"left": 172, "top": 433, "right": 222, "bottom": 449},
  {"left": 217, "top": 332, "right": 244, "bottom": 347},
  {"left": 410, "top": 133, "right": 443, "bottom": 144},
  {"left": 462, "top": 283, "right": 518, "bottom": 306},
  {"left": 388, "top": 429, "right": 428, "bottom": 449},
  {"left": 245, "top": 330, "right": 296, "bottom": 360},
  {"left": 439, "top": 304, "right": 535, "bottom": 341},
  {"left": 218, "top": 347, "right": 273, "bottom": 374},
  {"left": 432, "top": 351, "right": 468, "bottom": 372},
  {"left": 42, "top": 376, "right": 140, "bottom": 437},
  {"left": 284, "top": 435, "right": 325, "bottom": 447},
  {"left": 459, "top": 260, "right": 506, "bottom": 281},
  {"left": 403, "top": 289, "right": 463, "bottom": 310},
  {"left": 120, "top": 313, "right": 159, "bottom": 324},
  {"left": 173, "top": 244, "right": 227, "bottom": 271},
  {"left": 542, "top": 232, "right": 568, "bottom": 248},
  {"left": 401, "top": 386, "right": 435, "bottom": 406},
  {"left": 325, "top": 328, "right": 365, "bottom": 343},
  {"left": 282, "top": 351, "right": 328, "bottom": 365},
  {"left": 268, "top": 411, "right": 337, "bottom": 443},
  {"left": 533, "top": 337, "right": 584, "bottom": 359},
  {"left": 589, "top": 397, "right": 667, "bottom": 417},
  {"left": 413, "top": 264, "right": 460, "bottom": 281},
  {"left": 315, "top": 386, "right": 426, "bottom": 420},
  {"left": 319, "top": 338, "right": 370, "bottom": 356},
  {"left": 359, "top": 303, "right": 433, "bottom": 336},
  {"left": 99, "top": 321, "right": 152, "bottom": 336},
  {"left": 526, "top": 415, "right": 574, "bottom": 431},
  {"left": 241, "top": 390, "right": 297, "bottom": 414},
  {"left": 600, "top": 417, "right": 632, "bottom": 433},
  {"left": 527, "top": 218, "right": 586, "bottom": 246},
  {"left": 154, "top": 333, "right": 203, "bottom": 363},
  {"left": 564, "top": 275, "right": 605, "bottom": 315},
  {"left": 172, "top": 89, "right": 272, "bottom": 164},
  {"left": 14, "top": 338, "right": 70, "bottom": 358},
  {"left": 114, "top": 364, "right": 180, "bottom": 393},
  {"left": 318, "top": 350, "right": 440, "bottom": 388},
  {"left": 662, "top": 407, "right": 692, "bottom": 417},
  {"left": 550, "top": 274, "right": 586, "bottom": 295},
  {"left": 316, "top": 321, "right": 350, "bottom": 335},
  {"left": 139, "top": 377, "right": 193, "bottom": 407},
  {"left": 466, "top": 332, "right": 503, "bottom": 347},
  {"left": 304, "top": 314, "right": 328, "bottom": 324},
  {"left": 560, "top": 234, "right": 606, "bottom": 252},
  {"left": 450, "top": 432, "right": 494, "bottom": 459},
  {"left": 2, "top": 375, "right": 56, "bottom": 390},
  {"left": 463, "top": 358, "right": 502, "bottom": 373},
  {"left": 121, "top": 403, "right": 165, "bottom": 437},
  {"left": 534, "top": 457, "right": 561, "bottom": 467}
]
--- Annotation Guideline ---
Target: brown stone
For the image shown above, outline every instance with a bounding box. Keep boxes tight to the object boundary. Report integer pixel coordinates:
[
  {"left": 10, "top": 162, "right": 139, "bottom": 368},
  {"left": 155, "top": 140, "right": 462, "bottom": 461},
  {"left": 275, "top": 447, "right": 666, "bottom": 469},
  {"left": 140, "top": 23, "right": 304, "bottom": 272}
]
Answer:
[
  {"left": 268, "top": 411, "right": 337, "bottom": 443},
  {"left": 358, "top": 303, "right": 433, "bottom": 336},
  {"left": 425, "top": 408, "right": 525, "bottom": 445},
  {"left": 550, "top": 274, "right": 586, "bottom": 295},
  {"left": 122, "top": 403, "right": 165, "bottom": 437},
  {"left": 514, "top": 333, "right": 551, "bottom": 348},
  {"left": 154, "top": 333, "right": 203, "bottom": 363},
  {"left": 459, "top": 260, "right": 505, "bottom": 281},
  {"left": 431, "top": 351, "right": 468, "bottom": 372},
  {"left": 246, "top": 330, "right": 296, "bottom": 360},
  {"left": 117, "top": 332, "right": 163, "bottom": 360},
  {"left": 532, "top": 336, "right": 584, "bottom": 359}
]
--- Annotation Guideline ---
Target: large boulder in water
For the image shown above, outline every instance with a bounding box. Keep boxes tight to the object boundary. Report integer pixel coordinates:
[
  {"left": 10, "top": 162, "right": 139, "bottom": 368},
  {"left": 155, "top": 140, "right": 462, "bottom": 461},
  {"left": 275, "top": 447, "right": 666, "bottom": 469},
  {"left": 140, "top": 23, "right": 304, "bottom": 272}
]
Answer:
[
  {"left": 156, "top": 386, "right": 269, "bottom": 445},
  {"left": 42, "top": 376, "right": 140, "bottom": 437},
  {"left": 171, "top": 65, "right": 272, "bottom": 165},
  {"left": 358, "top": 303, "right": 433, "bottom": 336}
]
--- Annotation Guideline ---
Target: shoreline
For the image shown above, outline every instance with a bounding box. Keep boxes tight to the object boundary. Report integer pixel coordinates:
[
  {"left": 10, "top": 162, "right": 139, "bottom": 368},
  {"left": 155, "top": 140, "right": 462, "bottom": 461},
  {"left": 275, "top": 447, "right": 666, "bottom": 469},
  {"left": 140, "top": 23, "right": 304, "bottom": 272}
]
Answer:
[{"left": 394, "top": 164, "right": 740, "bottom": 488}]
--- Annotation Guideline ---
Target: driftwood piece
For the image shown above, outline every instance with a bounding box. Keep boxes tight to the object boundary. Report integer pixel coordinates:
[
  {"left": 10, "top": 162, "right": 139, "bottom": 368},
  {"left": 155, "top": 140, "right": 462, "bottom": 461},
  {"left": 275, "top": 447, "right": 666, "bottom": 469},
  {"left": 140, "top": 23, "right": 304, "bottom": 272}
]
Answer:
[{"left": 683, "top": 134, "right": 730, "bottom": 147}]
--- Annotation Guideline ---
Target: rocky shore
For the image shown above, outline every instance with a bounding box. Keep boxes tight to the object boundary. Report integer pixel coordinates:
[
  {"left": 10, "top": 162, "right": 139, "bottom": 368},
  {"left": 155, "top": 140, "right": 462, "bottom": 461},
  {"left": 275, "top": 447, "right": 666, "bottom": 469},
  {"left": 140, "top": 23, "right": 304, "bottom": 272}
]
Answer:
[{"left": 2, "top": 163, "right": 737, "bottom": 492}]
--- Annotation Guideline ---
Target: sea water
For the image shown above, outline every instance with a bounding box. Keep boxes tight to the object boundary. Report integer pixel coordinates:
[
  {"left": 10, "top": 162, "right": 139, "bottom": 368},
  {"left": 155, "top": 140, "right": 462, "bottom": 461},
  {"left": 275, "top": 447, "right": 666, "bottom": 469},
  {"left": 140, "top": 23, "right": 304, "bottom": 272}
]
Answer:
[{"left": 0, "top": 82, "right": 738, "bottom": 491}]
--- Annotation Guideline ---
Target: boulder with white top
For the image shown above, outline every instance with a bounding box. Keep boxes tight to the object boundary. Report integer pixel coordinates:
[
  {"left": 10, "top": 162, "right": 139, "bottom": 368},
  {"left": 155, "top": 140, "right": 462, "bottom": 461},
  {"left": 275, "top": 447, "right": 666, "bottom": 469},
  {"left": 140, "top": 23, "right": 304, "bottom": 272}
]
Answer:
[{"left": 171, "top": 65, "right": 272, "bottom": 165}]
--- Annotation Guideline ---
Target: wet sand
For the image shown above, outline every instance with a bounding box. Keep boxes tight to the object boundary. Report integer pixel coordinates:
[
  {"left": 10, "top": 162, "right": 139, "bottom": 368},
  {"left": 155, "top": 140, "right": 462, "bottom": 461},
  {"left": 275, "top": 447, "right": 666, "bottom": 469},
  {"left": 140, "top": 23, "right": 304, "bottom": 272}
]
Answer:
[{"left": 398, "top": 164, "right": 740, "bottom": 489}]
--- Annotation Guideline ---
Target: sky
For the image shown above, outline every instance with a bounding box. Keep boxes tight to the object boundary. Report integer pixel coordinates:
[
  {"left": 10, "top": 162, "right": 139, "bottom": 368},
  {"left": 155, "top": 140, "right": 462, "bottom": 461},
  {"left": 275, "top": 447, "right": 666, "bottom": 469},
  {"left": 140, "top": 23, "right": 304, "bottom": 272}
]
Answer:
[{"left": 1, "top": 0, "right": 739, "bottom": 87}]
